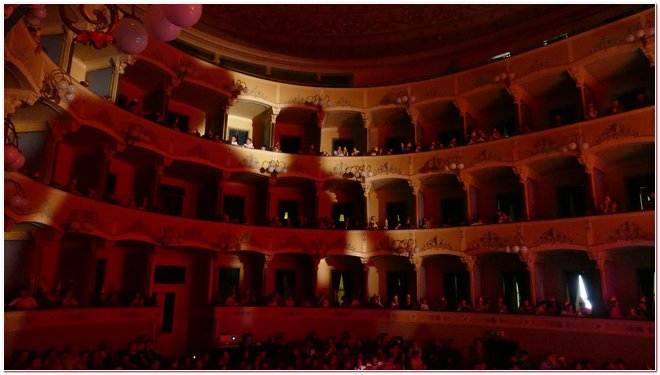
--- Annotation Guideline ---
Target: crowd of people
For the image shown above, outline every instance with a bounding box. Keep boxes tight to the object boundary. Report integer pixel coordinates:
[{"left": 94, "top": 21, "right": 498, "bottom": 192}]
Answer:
[
  {"left": 214, "top": 288, "right": 654, "bottom": 322},
  {"left": 6, "top": 286, "right": 156, "bottom": 311},
  {"left": 7, "top": 331, "right": 639, "bottom": 370}
]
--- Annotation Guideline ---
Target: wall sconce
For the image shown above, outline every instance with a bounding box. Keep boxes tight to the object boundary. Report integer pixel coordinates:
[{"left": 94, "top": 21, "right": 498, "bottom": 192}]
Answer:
[
  {"left": 560, "top": 133, "right": 589, "bottom": 153},
  {"left": 5, "top": 117, "right": 26, "bottom": 172},
  {"left": 395, "top": 90, "right": 416, "bottom": 107},
  {"left": 343, "top": 164, "right": 373, "bottom": 182},
  {"left": 627, "top": 20, "right": 655, "bottom": 48},
  {"left": 231, "top": 79, "right": 248, "bottom": 100},
  {"left": 5, "top": 179, "right": 31, "bottom": 213},
  {"left": 260, "top": 160, "right": 287, "bottom": 180},
  {"left": 443, "top": 155, "right": 465, "bottom": 173},
  {"left": 505, "top": 232, "right": 527, "bottom": 254},
  {"left": 305, "top": 94, "right": 331, "bottom": 109},
  {"left": 392, "top": 238, "right": 420, "bottom": 258},
  {"left": 493, "top": 65, "right": 516, "bottom": 86},
  {"left": 40, "top": 68, "right": 78, "bottom": 104}
]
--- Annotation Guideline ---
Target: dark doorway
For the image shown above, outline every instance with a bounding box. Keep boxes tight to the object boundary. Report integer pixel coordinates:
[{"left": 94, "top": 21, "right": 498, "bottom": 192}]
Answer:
[
  {"left": 160, "top": 184, "right": 185, "bottom": 216},
  {"left": 228, "top": 128, "right": 248, "bottom": 144},
  {"left": 556, "top": 185, "right": 585, "bottom": 218},
  {"left": 278, "top": 200, "right": 299, "bottom": 226},
  {"left": 167, "top": 112, "right": 189, "bottom": 132},
  {"left": 626, "top": 174, "right": 654, "bottom": 211},
  {"left": 275, "top": 269, "right": 296, "bottom": 300},
  {"left": 223, "top": 195, "right": 245, "bottom": 222},
  {"left": 218, "top": 267, "right": 240, "bottom": 303},
  {"left": 441, "top": 198, "right": 466, "bottom": 227},
  {"left": 332, "top": 138, "right": 354, "bottom": 153},
  {"left": 280, "top": 135, "right": 302, "bottom": 154},
  {"left": 333, "top": 202, "right": 353, "bottom": 225},
  {"left": 92, "top": 258, "right": 107, "bottom": 298},
  {"left": 386, "top": 201, "right": 408, "bottom": 228},
  {"left": 332, "top": 270, "right": 360, "bottom": 304},
  {"left": 496, "top": 191, "right": 523, "bottom": 222},
  {"left": 438, "top": 129, "right": 461, "bottom": 147},
  {"left": 637, "top": 269, "right": 654, "bottom": 317},
  {"left": 105, "top": 173, "right": 117, "bottom": 197},
  {"left": 502, "top": 271, "right": 531, "bottom": 310},
  {"left": 385, "top": 136, "right": 407, "bottom": 154},
  {"left": 387, "top": 271, "right": 410, "bottom": 302},
  {"left": 444, "top": 272, "right": 470, "bottom": 309},
  {"left": 162, "top": 292, "right": 176, "bottom": 334}
]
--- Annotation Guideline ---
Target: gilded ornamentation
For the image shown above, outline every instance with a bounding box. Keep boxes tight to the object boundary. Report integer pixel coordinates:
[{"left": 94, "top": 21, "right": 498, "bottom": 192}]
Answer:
[
  {"left": 530, "top": 137, "right": 558, "bottom": 156},
  {"left": 374, "top": 162, "right": 401, "bottom": 175},
  {"left": 123, "top": 219, "right": 149, "bottom": 235},
  {"left": 160, "top": 227, "right": 183, "bottom": 246},
  {"left": 125, "top": 122, "right": 154, "bottom": 145},
  {"left": 66, "top": 209, "right": 100, "bottom": 232},
  {"left": 595, "top": 123, "right": 639, "bottom": 145},
  {"left": 279, "top": 235, "right": 307, "bottom": 250},
  {"left": 240, "top": 154, "right": 260, "bottom": 169},
  {"left": 532, "top": 227, "right": 573, "bottom": 247},
  {"left": 288, "top": 94, "right": 307, "bottom": 105},
  {"left": 328, "top": 238, "right": 356, "bottom": 252},
  {"left": 591, "top": 36, "right": 620, "bottom": 53},
  {"left": 5, "top": 91, "right": 39, "bottom": 115},
  {"left": 332, "top": 161, "right": 349, "bottom": 176},
  {"left": 422, "top": 235, "right": 454, "bottom": 251},
  {"left": 185, "top": 144, "right": 213, "bottom": 162},
  {"left": 217, "top": 232, "right": 239, "bottom": 252},
  {"left": 330, "top": 96, "right": 354, "bottom": 108},
  {"left": 609, "top": 221, "right": 653, "bottom": 242},
  {"left": 470, "top": 149, "right": 502, "bottom": 167},
  {"left": 245, "top": 87, "right": 270, "bottom": 101},
  {"left": 183, "top": 226, "right": 203, "bottom": 242},
  {"left": 469, "top": 231, "right": 506, "bottom": 249},
  {"left": 526, "top": 60, "right": 551, "bottom": 74}
]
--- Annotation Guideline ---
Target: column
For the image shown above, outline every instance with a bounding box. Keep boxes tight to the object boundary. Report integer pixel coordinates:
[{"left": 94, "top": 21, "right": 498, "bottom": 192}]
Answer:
[
  {"left": 61, "top": 29, "right": 76, "bottom": 74},
  {"left": 269, "top": 107, "right": 281, "bottom": 149},
  {"left": 458, "top": 173, "right": 474, "bottom": 223},
  {"left": 461, "top": 255, "right": 477, "bottom": 304},
  {"left": 408, "top": 178, "right": 422, "bottom": 227},
  {"left": 413, "top": 257, "right": 425, "bottom": 301},
  {"left": 262, "top": 254, "right": 273, "bottom": 299},
  {"left": 97, "top": 143, "right": 116, "bottom": 198},
  {"left": 31, "top": 230, "right": 63, "bottom": 294},
  {"left": 362, "top": 112, "right": 372, "bottom": 152},
  {"left": 591, "top": 252, "right": 614, "bottom": 304},
  {"left": 579, "top": 153, "right": 600, "bottom": 213},
  {"left": 109, "top": 56, "right": 128, "bottom": 103},
  {"left": 163, "top": 83, "right": 174, "bottom": 121},
  {"left": 314, "top": 181, "right": 324, "bottom": 226},
  {"left": 208, "top": 253, "right": 218, "bottom": 304},
  {"left": 144, "top": 246, "right": 156, "bottom": 300},
  {"left": 40, "top": 122, "right": 69, "bottom": 185},
  {"left": 152, "top": 161, "right": 169, "bottom": 208},
  {"left": 315, "top": 257, "right": 331, "bottom": 297},
  {"left": 217, "top": 171, "right": 231, "bottom": 219},
  {"left": 520, "top": 253, "right": 538, "bottom": 304},
  {"left": 361, "top": 257, "right": 371, "bottom": 302},
  {"left": 407, "top": 107, "right": 423, "bottom": 145},
  {"left": 361, "top": 182, "right": 372, "bottom": 225},
  {"left": 513, "top": 165, "right": 531, "bottom": 221},
  {"left": 83, "top": 239, "right": 104, "bottom": 305}
]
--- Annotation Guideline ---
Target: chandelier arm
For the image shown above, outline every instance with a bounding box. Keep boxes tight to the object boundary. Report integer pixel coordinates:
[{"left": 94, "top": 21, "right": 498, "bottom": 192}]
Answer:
[{"left": 59, "top": 5, "right": 84, "bottom": 35}]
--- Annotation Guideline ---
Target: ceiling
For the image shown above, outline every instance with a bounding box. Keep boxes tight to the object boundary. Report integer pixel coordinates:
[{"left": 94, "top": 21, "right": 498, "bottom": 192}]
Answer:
[{"left": 194, "top": 4, "right": 647, "bottom": 61}]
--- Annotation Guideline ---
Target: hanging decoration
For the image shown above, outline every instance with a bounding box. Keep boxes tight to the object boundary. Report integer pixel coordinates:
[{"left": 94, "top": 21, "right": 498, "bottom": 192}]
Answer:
[
  {"left": 59, "top": 5, "right": 119, "bottom": 49},
  {"left": 5, "top": 117, "right": 26, "bottom": 172}
]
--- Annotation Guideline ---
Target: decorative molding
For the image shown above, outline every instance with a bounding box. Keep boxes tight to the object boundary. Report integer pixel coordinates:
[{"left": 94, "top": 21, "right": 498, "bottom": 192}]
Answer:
[
  {"left": 470, "top": 149, "right": 502, "bottom": 167},
  {"left": 278, "top": 235, "right": 307, "bottom": 250},
  {"left": 329, "top": 96, "right": 354, "bottom": 108},
  {"left": 422, "top": 235, "right": 454, "bottom": 251},
  {"left": 288, "top": 94, "right": 307, "bottom": 105},
  {"left": 529, "top": 137, "right": 558, "bottom": 156},
  {"left": 240, "top": 154, "right": 260, "bottom": 169},
  {"left": 332, "top": 161, "right": 350, "bottom": 176},
  {"left": 327, "top": 237, "right": 356, "bottom": 252},
  {"left": 469, "top": 231, "right": 506, "bottom": 249},
  {"left": 609, "top": 221, "right": 653, "bottom": 242},
  {"left": 160, "top": 227, "right": 183, "bottom": 246},
  {"left": 217, "top": 232, "right": 240, "bottom": 253},
  {"left": 5, "top": 90, "right": 39, "bottom": 116},
  {"left": 590, "top": 36, "right": 620, "bottom": 53},
  {"left": 122, "top": 219, "right": 149, "bottom": 236},
  {"left": 66, "top": 209, "right": 100, "bottom": 232},
  {"left": 595, "top": 123, "right": 639, "bottom": 145},
  {"left": 185, "top": 144, "right": 213, "bottom": 162},
  {"left": 526, "top": 59, "right": 552, "bottom": 74},
  {"left": 183, "top": 226, "right": 203, "bottom": 242},
  {"left": 245, "top": 86, "right": 270, "bottom": 101},
  {"left": 533, "top": 227, "right": 574, "bottom": 247},
  {"left": 374, "top": 162, "right": 401, "bottom": 175}
]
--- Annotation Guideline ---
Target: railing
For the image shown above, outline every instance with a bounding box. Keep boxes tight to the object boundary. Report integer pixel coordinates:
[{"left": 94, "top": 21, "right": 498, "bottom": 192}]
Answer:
[{"left": 6, "top": 171, "right": 654, "bottom": 257}]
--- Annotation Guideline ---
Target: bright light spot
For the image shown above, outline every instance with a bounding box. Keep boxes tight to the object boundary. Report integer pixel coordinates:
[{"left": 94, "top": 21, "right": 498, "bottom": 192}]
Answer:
[{"left": 578, "top": 275, "right": 592, "bottom": 310}]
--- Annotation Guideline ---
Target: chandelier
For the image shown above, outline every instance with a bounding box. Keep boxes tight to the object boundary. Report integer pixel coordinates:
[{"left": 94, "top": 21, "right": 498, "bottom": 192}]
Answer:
[
  {"left": 260, "top": 160, "right": 288, "bottom": 180},
  {"left": 40, "top": 68, "right": 78, "bottom": 104}
]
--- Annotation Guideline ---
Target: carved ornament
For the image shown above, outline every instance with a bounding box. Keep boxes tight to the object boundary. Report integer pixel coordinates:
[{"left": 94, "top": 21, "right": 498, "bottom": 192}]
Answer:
[
  {"left": 470, "top": 149, "right": 502, "bottom": 167},
  {"left": 422, "top": 235, "right": 454, "bottom": 251},
  {"left": 469, "top": 231, "right": 507, "bottom": 249},
  {"left": 532, "top": 227, "right": 574, "bottom": 247},
  {"left": 529, "top": 137, "right": 558, "bottom": 156},
  {"left": 609, "top": 221, "right": 653, "bottom": 242},
  {"left": 595, "top": 123, "right": 639, "bottom": 145}
]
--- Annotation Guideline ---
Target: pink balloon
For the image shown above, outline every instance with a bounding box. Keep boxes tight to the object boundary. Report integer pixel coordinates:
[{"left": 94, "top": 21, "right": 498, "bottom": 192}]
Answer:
[
  {"left": 113, "top": 17, "right": 149, "bottom": 55},
  {"left": 7, "top": 152, "right": 25, "bottom": 171},
  {"left": 4, "top": 144, "right": 22, "bottom": 171},
  {"left": 144, "top": 5, "right": 181, "bottom": 42},
  {"left": 164, "top": 4, "right": 202, "bottom": 27},
  {"left": 9, "top": 195, "right": 23, "bottom": 210}
]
